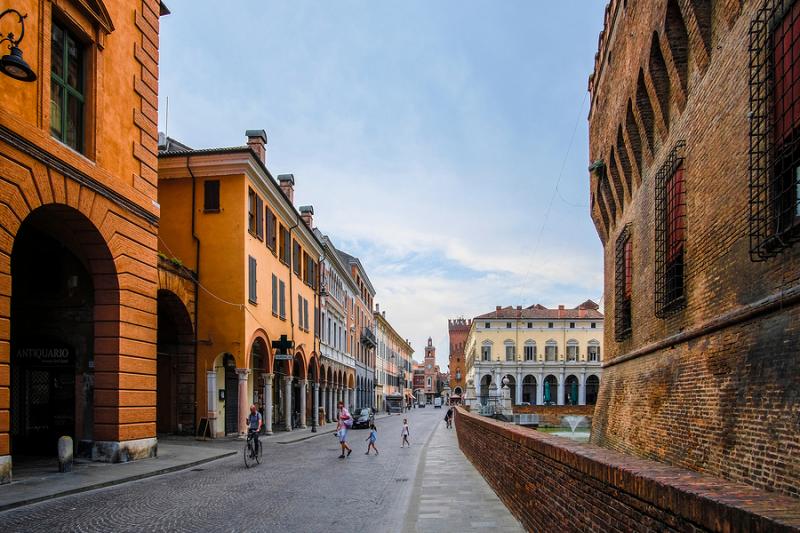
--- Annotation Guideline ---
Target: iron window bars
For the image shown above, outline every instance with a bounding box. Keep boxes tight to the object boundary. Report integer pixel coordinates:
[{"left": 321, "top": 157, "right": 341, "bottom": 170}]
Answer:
[
  {"left": 750, "top": 0, "right": 800, "bottom": 260},
  {"left": 614, "top": 224, "right": 633, "bottom": 341},
  {"left": 655, "top": 140, "right": 687, "bottom": 317}
]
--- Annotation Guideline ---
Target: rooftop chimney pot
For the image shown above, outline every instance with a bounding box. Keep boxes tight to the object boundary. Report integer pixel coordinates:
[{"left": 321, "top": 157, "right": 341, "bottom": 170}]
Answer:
[
  {"left": 277, "top": 174, "right": 295, "bottom": 204},
  {"left": 299, "top": 205, "right": 314, "bottom": 228},
  {"left": 245, "top": 129, "right": 268, "bottom": 163}
]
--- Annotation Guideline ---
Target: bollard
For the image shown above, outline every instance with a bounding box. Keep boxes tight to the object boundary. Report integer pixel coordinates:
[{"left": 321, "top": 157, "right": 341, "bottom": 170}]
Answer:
[{"left": 57, "top": 436, "right": 73, "bottom": 473}]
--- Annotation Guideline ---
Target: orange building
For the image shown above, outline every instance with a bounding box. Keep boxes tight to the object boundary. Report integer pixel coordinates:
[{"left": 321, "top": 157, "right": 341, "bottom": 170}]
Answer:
[
  {"left": 158, "top": 131, "right": 339, "bottom": 436},
  {"left": 0, "top": 0, "right": 167, "bottom": 482}
]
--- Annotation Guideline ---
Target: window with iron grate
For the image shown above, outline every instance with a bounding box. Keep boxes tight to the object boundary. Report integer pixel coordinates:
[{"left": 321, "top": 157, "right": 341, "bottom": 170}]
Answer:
[
  {"left": 614, "top": 224, "right": 633, "bottom": 340},
  {"left": 655, "top": 141, "right": 687, "bottom": 317},
  {"left": 750, "top": 0, "right": 800, "bottom": 259}
]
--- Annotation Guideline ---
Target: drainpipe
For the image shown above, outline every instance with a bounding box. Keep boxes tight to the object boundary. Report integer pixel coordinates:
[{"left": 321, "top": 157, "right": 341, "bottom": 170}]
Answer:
[{"left": 186, "top": 157, "right": 202, "bottom": 429}]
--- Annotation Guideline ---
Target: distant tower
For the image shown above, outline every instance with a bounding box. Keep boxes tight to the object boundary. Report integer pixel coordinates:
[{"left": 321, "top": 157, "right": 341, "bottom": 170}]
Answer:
[
  {"left": 424, "top": 337, "right": 436, "bottom": 402},
  {"left": 448, "top": 318, "right": 471, "bottom": 398}
]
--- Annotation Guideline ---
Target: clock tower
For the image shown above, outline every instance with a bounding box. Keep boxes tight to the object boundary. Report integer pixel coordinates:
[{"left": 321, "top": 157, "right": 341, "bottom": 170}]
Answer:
[{"left": 424, "top": 337, "right": 436, "bottom": 402}]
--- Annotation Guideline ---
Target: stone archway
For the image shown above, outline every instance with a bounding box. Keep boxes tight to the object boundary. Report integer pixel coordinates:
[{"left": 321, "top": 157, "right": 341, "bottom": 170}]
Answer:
[
  {"left": 10, "top": 205, "right": 119, "bottom": 462},
  {"left": 156, "top": 290, "right": 195, "bottom": 434},
  {"left": 565, "top": 375, "right": 579, "bottom": 405}
]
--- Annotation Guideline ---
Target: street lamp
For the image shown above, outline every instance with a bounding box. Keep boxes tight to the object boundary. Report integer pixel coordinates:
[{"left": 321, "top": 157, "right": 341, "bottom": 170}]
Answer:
[{"left": 1, "top": 9, "right": 36, "bottom": 82}]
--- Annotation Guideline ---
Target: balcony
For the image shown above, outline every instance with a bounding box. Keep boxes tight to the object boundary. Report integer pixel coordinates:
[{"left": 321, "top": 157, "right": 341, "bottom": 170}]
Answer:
[{"left": 361, "top": 326, "right": 377, "bottom": 348}]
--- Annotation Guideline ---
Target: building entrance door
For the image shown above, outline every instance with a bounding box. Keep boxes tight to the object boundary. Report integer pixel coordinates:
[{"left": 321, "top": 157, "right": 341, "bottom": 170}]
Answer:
[{"left": 224, "top": 363, "right": 239, "bottom": 434}]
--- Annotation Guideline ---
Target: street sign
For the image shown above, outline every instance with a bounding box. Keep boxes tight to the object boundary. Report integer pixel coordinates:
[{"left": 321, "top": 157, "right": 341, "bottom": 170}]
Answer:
[{"left": 272, "top": 334, "right": 294, "bottom": 361}]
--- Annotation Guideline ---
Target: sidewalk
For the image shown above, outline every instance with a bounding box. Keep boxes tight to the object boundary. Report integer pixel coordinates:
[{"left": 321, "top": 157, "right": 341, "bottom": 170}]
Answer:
[
  {"left": 0, "top": 441, "right": 235, "bottom": 512},
  {"left": 404, "top": 420, "right": 523, "bottom": 533}
]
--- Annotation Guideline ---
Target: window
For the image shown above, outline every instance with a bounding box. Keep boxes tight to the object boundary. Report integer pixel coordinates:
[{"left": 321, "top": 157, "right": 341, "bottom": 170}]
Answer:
[
  {"left": 545, "top": 340, "right": 558, "bottom": 362},
  {"left": 481, "top": 344, "right": 492, "bottom": 361},
  {"left": 266, "top": 208, "right": 277, "bottom": 251},
  {"left": 271, "top": 274, "right": 278, "bottom": 315},
  {"left": 566, "top": 340, "right": 578, "bottom": 361},
  {"left": 569, "top": 322, "right": 575, "bottom": 329},
  {"left": 655, "top": 142, "right": 686, "bottom": 316},
  {"left": 588, "top": 341, "right": 601, "bottom": 362},
  {"left": 484, "top": 322, "right": 490, "bottom": 329},
  {"left": 279, "top": 280, "right": 286, "bottom": 318},
  {"left": 527, "top": 322, "right": 532, "bottom": 328},
  {"left": 203, "top": 180, "right": 220, "bottom": 211},
  {"left": 248, "top": 189, "right": 257, "bottom": 235},
  {"left": 524, "top": 342, "right": 536, "bottom": 361},
  {"left": 293, "top": 240, "right": 302, "bottom": 276},
  {"left": 751, "top": 1, "right": 800, "bottom": 259},
  {"left": 279, "top": 225, "right": 290, "bottom": 265},
  {"left": 51, "top": 21, "right": 85, "bottom": 152},
  {"left": 591, "top": 322, "right": 597, "bottom": 329},
  {"left": 504, "top": 341, "right": 515, "bottom": 361},
  {"left": 548, "top": 322, "right": 554, "bottom": 329},
  {"left": 248, "top": 256, "right": 257, "bottom": 304},
  {"left": 298, "top": 294, "right": 303, "bottom": 328},
  {"left": 615, "top": 225, "right": 633, "bottom": 340},
  {"left": 506, "top": 322, "right": 512, "bottom": 329}
]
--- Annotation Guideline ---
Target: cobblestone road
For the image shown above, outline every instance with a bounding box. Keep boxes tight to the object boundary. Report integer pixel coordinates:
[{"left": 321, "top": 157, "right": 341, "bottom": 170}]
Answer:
[{"left": 0, "top": 409, "right": 443, "bottom": 533}]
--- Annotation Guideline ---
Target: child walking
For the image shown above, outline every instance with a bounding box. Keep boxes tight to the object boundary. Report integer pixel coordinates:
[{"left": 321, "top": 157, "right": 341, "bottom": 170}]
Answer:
[
  {"left": 365, "top": 424, "right": 379, "bottom": 455},
  {"left": 401, "top": 418, "right": 411, "bottom": 447}
]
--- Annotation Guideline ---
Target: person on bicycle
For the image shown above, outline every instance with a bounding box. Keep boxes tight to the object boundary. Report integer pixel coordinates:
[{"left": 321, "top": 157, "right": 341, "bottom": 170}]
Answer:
[{"left": 247, "top": 404, "right": 262, "bottom": 456}]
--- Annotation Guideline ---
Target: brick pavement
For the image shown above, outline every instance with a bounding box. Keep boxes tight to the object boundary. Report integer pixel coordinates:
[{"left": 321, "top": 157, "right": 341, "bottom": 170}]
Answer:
[
  {"left": 405, "top": 418, "right": 523, "bottom": 533},
  {"left": 0, "top": 409, "right": 437, "bottom": 533}
]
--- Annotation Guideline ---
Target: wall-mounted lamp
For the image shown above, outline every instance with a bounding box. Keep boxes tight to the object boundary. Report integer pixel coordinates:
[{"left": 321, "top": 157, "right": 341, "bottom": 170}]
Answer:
[{"left": 0, "top": 9, "right": 36, "bottom": 82}]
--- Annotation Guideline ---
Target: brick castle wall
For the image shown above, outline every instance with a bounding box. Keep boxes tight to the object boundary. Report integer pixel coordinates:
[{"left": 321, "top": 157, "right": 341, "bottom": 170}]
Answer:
[
  {"left": 455, "top": 407, "right": 800, "bottom": 532},
  {"left": 587, "top": 1, "right": 800, "bottom": 497}
]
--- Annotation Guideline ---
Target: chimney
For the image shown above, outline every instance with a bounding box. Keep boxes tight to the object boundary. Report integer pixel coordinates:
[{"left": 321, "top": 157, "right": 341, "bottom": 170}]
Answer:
[
  {"left": 299, "top": 205, "right": 314, "bottom": 228},
  {"left": 277, "top": 174, "right": 295, "bottom": 204},
  {"left": 558, "top": 304, "right": 565, "bottom": 318},
  {"left": 246, "top": 129, "right": 267, "bottom": 163},
  {"left": 376, "top": 303, "right": 380, "bottom": 313}
]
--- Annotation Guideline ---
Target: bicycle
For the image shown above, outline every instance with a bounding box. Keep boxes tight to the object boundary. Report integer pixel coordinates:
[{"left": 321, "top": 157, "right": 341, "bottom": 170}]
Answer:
[{"left": 244, "top": 429, "right": 262, "bottom": 468}]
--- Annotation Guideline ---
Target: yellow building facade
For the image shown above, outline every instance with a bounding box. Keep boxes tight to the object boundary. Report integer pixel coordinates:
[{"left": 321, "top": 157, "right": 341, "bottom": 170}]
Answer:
[
  {"left": 158, "top": 131, "right": 332, "bottom": 436},
  {"left": 464, "top": 301, "right": 604, "bottom": 407}
]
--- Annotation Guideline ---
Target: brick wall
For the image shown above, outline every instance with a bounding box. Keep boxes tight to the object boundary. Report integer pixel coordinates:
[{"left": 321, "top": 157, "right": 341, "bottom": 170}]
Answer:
[
  {"left": 587, "top": 0, "right": 800, "bottom": 497},
  {"left": 455, "top": 407, "right": 800, "bottom": 533}
]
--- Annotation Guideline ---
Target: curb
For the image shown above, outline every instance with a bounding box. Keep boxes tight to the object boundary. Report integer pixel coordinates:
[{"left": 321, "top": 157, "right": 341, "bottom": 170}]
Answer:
[{"left": 0, "top": 450, "right": 237, "bottom": 513}]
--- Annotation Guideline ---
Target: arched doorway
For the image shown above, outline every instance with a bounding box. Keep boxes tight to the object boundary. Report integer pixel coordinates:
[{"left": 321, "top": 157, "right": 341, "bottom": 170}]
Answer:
[
  {"left": 544, "top": 375, "right": 558, "bottom": 405},
  {"left": 480, "top": 375, "right": 492, "bottom": 405},
  {"left": 10, "top": 205, "right": 118, "bottom": 459},
  {"left": 586, "top": 375, "right": 600, "bottom": 405},
  {"left": 307, "top": 356, "right": 318, "bottom": 427},
  {"left": 156, "top": 290, "right": 195, "bottom": 434},
  {"left": 222, "top": 354, "right": 238, "bottom": 435},
  {"left": 504, "top": 374, "right": 517, "bottom": 405},
  {"left": 291, "top": 354, "right": 305, "bottom": 429},
  {"left": 522, "top": 375, "right": 537, "bottom": 404},
  {"left": 565, "top": 375, "right": 579, "bottom": 405},
  {"left": 273, "top": 356, "right": 292, "bottom": 431},
  {"left": 250, "top": 337, "right": 269, "bottom": 430}
]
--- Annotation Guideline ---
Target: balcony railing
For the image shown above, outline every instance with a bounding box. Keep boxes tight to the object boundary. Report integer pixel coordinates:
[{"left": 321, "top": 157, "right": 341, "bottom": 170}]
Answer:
[{"left": 361, "top": 327, "right": 377, "bottom": 348}]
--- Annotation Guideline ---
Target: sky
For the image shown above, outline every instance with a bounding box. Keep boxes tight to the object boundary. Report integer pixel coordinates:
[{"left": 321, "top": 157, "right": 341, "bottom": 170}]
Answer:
[{"left": 158, "top": 1, "right": 608, "bottom": 369}]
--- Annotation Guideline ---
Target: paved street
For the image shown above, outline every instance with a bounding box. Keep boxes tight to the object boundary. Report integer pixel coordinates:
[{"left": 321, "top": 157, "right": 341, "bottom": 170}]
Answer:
[{"left": 0, "top": 408, "right": 518, "bottom": 533}]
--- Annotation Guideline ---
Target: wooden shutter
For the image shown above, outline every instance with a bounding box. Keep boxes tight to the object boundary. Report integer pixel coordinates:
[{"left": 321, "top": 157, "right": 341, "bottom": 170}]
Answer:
[
  {"left": 256, "top": 196, "right": 264, "bottom": 239},
  {"left": 279, "top": 280, "right": 286, "bottom": 318},
  {"left": 203, "top": 180, "right": 220, "bottom": 211},
  {"left": 248, "top": 256, "right": 257, "bottom": 303},
  {"left": 272, "top": 274, "right": 278, "bottom": 314}
]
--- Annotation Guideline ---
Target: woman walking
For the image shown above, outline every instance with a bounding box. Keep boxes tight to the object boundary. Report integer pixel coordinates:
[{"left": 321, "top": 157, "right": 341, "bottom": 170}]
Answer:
[
  {"left": 336, "top": 401, "right": 353, "bottom": 459},
  {"left": 401, "top": 418, "right": 411, "bottom": 447},
  {"left": 365, "top": 424, "right": 379, "bottom": 455}
]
